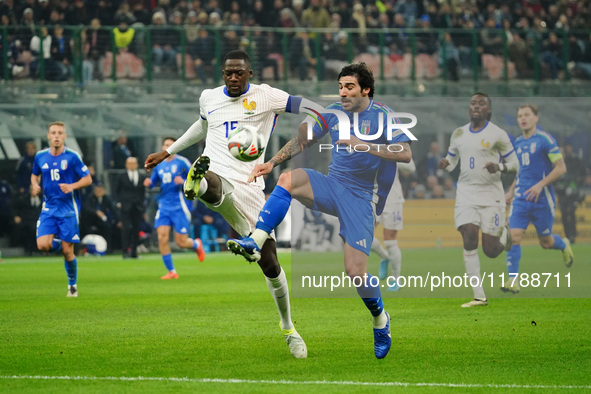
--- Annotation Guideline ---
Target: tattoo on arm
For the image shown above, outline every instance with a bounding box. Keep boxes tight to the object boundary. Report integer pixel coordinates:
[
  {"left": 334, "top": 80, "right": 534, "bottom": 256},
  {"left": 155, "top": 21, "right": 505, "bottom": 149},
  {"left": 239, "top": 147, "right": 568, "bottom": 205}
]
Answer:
[{"left": 269, "top": 135, "right": 313, "bottom": 167}]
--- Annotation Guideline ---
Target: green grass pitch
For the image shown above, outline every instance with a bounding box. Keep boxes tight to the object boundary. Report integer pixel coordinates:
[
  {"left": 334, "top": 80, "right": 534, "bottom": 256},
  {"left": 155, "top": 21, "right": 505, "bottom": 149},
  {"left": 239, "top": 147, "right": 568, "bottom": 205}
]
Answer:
[{"left": 1, "top": 245, "right": 590, "bottom": 393}]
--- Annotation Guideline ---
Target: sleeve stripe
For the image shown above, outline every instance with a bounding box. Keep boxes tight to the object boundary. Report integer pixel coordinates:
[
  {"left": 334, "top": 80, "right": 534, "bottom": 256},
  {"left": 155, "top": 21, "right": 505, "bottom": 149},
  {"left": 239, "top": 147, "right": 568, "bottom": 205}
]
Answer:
[
  {"left": 447, "top": 151, "right": 456, "bottom": 157},
  {"left": 502, "top": 149, "right": 515, "bottom": 158},
  {"left": 201, "top": 115, "right": 206, "bottom": 120},
  {"left": 286, "top": 95, "right": 302, "bottom": 114}
]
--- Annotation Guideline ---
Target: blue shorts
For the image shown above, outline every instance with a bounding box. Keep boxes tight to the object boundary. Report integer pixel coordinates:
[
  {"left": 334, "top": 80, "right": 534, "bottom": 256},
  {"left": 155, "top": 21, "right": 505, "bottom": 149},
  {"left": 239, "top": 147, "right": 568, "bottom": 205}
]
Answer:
[
  {"left": 304, "top": 169, "right": 375, "bottom": 255},
  {"left": 508, "top": 198, "right": 556, "bottom": 236},
  {"left": 36, "top": 212, "right": 81, "bottom": 243},
  {"left": 154, "top": 208, "right": 191, "bottom": 234}
]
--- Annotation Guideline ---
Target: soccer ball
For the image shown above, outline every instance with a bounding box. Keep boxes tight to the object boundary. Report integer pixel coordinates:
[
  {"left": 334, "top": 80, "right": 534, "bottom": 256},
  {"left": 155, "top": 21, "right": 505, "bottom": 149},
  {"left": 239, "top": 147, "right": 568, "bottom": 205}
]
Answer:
[{"left": 227, "top": 124, "right": 265, "bottom": 162}]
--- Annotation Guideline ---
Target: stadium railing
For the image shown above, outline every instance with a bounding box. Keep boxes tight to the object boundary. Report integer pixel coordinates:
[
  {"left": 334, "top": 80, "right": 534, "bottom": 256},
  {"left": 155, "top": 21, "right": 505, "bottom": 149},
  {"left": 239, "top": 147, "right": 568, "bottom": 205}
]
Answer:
[{"left": 2, "top": 25, "right": 590, "bottom": 85}]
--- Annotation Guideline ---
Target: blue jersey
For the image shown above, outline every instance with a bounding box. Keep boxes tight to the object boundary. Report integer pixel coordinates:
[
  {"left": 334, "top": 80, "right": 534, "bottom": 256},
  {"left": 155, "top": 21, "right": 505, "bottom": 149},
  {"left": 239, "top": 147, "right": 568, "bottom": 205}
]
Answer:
[
  {"left": 513, "top": 129, "right": 562, "bottom": 204},
  {"left": 149, "top": 155, "right": 192, "bottom": 210},
  {"left": 312, "top": 100, "right": 410, "bottom": 215},
  {"left": 32, "top": 147, "right": 89, "bottom": 218}
]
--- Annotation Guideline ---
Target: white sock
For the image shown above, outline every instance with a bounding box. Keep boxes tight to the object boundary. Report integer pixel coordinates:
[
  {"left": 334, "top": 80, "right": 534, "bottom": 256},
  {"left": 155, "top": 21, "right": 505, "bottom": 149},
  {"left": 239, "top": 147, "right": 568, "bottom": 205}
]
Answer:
[
  {"left": 500, "top": 225, "right": 508, "bottom": 248},
  {"left": 266, "top": 268, "right": 293, "bottom": 331},
  {"left": 370, "top": 237, "right": 389, "bottom": 260},
  {"left": 463, "top": 249, "right": 485, "bottom": 300},
  {"left": 373, "top": 310, "right": 388, "bottom": 329},
  {"left": 252, "top": 228, "right": 270, "bottom": 249},
  {"left": 196, "top": 178, "right": 208, "bottom": 198},
  {"left": 385, "top": 240, "right": 401, "bottom": 280}
]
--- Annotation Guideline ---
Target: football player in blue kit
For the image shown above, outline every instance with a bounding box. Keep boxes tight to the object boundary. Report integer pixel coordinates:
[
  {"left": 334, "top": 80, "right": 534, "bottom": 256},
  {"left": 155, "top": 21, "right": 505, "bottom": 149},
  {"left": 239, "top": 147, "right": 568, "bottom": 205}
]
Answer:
[
  {"left": 503, "top": 104, "right": 574, "bottom": 294},
  {"left": 31, "top": 121, "right": 93, "bottom": 297},
  {"left": 144, "top": 137, "right": 205, "bottom": 280},
  {"left": 227, "top": 63, "right": 412, "bottom": 359}
]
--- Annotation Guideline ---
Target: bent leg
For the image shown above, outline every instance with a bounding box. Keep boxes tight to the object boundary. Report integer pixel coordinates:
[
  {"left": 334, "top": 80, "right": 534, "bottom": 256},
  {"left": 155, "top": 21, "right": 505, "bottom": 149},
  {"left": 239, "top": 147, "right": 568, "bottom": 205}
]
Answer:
[
  {"left": 252, "top": 169, "right": 314, "bottom": 245},
  {"left": 37, "top": 234, "right": 55, "bottom": 252},
  {"left": 175, "top": 232, "right": 195, "bottom": 249},
  {"left": 481, "top": 232, "right": 504, "bottom": 258}
]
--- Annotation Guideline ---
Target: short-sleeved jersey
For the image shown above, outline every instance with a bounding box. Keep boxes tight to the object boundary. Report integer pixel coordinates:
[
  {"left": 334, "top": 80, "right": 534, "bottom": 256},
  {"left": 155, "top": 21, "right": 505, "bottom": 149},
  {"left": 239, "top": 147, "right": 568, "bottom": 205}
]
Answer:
[
  {"left": 199, "top": 83, "right": 290, "bottom": 189},
  {"left": 513, "top": 129, "right": 562, "bottom": 203},
  {"left": 32, "top": 147, "right": 90, "bottom": 218},
  {"left": 446, "top": 121, "right": 514, "bottom": 207},
  {"left": 149, "top": 155, "right": 192, "bottom": 210},
  {"left": 311, "top": 100, "right": 411, "bottom": 216}
]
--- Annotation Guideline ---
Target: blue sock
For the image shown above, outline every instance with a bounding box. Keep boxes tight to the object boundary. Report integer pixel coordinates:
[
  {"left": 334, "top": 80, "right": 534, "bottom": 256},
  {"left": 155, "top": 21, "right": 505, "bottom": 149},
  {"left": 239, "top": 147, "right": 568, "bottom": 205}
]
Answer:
[
  {"left": 506, "top": 245, "right": 521, "bottom": 279},
  {"left": 551, "top": 234, "right": 566, "bottom": 250},
  {"left": 51, "top": 239, "right": 62, "bottom": 252},
  {"left": 356, "top": 273, "right": 384, "bottom": 317},
  {"left": 64, "top": 258, "right": 77, "bottom": 286},
  {"left": 255, "top": 185, "right": 292, "bottom": 234},
  {"left": 162, "top": 254, "right": 174, "bottom": 271}
]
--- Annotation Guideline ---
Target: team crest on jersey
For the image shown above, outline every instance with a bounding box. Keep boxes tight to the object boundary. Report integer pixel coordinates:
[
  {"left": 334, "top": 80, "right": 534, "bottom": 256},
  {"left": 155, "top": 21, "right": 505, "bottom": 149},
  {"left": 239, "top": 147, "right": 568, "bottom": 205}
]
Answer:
[
  {"left": 530, "top": 142, "right": 536, "bottom": 153},
  {"left": 481, "top": 139, "right": 490, "bottom": 149},
  {"left": 360, "top": 120, "right": 371, "bottom": 135},
  {"left": 60, "top": 160, "right": 68, "bottom": 170},
  {"left": 243, "top": 98, "right": 256, "bottom": 115}
]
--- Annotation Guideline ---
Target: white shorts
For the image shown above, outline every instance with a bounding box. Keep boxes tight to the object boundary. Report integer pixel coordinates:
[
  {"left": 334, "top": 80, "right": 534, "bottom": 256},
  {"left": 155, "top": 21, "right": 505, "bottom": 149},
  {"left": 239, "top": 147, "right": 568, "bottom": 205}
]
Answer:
[
  {"left": 378, "top": 202, "right": 403, "bottom": 231},
  {"left": 202, "top": 175, "right": 269, "bottom": 238},
  {"left": 454, "top": 205, "right": 505, "bottom": 237}
]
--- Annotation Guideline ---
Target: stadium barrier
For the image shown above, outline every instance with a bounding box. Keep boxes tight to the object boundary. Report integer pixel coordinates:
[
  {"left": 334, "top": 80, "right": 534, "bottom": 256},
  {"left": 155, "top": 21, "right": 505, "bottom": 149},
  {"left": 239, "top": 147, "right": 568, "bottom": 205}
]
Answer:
[
  {"left": 2, "top": 25, "right": 589, "bottom": 84},
  {"left": 375, "top": 195, "right": 591, "bottom": 248}
]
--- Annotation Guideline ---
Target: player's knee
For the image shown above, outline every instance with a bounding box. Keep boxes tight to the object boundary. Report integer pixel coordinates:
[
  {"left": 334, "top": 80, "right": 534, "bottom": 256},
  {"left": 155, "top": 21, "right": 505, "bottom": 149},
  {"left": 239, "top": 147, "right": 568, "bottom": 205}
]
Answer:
[
  {"left": 383, "top": 229, "right": 397, "bottom": 240},
  {"left": 37, "top": 241, "right": 51, "bottom": 251},
  {"left": 345, "top": 267, "right": 365, "bottom": 280},
  {"left": 540, "top": 238, "right": 553, "bottom": 249},
  {"left": 482, "top": 244, "right": 501, "bottom": 258},
  {"left": 462, "top": 235, "right": 478, "bottom": 250},
  {"left": 277, "top": 172, "right": 291, "bottom": 192}
]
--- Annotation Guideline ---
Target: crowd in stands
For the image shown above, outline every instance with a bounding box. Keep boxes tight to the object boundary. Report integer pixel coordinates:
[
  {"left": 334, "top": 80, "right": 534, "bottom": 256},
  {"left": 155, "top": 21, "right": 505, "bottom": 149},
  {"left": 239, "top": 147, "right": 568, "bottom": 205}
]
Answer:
[{"left": 2, "top": 0, "right": 591, "bottom": 82}]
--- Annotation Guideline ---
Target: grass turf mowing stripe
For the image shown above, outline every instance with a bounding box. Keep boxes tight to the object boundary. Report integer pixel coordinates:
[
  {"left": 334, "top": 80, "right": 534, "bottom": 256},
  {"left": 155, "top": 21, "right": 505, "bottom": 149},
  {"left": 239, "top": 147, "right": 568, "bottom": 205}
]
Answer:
[{"left": 1, "top": 375, "right": 590, "bottom": 390}]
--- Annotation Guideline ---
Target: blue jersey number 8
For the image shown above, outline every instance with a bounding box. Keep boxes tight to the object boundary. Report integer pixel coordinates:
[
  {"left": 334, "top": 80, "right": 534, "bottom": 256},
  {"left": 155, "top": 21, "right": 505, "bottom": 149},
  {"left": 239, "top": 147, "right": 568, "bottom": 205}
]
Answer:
[{"left": 469, "top": 157, "right": 475, "bottom": 169}]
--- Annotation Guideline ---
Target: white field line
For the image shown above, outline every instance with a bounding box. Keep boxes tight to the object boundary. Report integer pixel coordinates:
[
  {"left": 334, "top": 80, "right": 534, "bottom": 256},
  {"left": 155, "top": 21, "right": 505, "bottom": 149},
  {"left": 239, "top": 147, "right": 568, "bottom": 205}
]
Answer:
[{"left": 0, "top": 375, "right": 590, "bottom": 390}]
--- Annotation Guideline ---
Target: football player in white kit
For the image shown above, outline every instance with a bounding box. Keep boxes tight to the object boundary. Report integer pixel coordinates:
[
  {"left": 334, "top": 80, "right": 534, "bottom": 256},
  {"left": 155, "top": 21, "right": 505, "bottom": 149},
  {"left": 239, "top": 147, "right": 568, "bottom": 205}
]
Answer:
[
  {"left": 145, "top": 50, "right": 308, "bottom": 358},
  {"left": 438, "top": 93, "right": 519, "bottom": 308},
  {"left": 371, "top": 159, "right": 415, "bottom": 291}
]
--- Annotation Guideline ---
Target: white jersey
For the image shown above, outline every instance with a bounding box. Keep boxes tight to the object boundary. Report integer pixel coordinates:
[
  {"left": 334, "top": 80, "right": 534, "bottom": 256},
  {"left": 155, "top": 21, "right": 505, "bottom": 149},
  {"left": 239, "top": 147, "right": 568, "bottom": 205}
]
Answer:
[
  {"left": 382, "top": 159, "right": 416, "bottom": 208},
  {"left": 201, "top": 84, "right": 290, "bottom": 189},
  {"left": 444, "top": 121, "right": 514, "bottom": 207},
  {"left": 169, "top": 83, "right": 291, "bottom": 190}
]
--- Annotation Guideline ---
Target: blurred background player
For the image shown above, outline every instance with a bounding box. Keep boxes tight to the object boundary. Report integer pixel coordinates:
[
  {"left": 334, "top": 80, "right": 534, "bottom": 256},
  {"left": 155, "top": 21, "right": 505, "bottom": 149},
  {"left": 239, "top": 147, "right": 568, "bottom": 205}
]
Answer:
[
  {"left": 115, "top": 157, "right": 147, "bottom": 259},
  {"left": 439, "top": 93, "right": 518, "bottom": 308},
  {"left": 228, "top": 62, "right": 412, "bottom": 359},
  {"left": 31, "top": 121, "right": 92, "bottom": 297},
  {"left": 144, "top": 137, "right": 205, "bottom": 279},
  {"left": 372, "top": 159, "right": 416, "bottom": 291},
  {"left": 503, "top": 104, "right": 574, "bottom": 294},
  {"left": 145, "top": 50, "right": 308, "bottom": 359},
  {"left": 555, "top": 143, "right": 586, "bottom": 244}
]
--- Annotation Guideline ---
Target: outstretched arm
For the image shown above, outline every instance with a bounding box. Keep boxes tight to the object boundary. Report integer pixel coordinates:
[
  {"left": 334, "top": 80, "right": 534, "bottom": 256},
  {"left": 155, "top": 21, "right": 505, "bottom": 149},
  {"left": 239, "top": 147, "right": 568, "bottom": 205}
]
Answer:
[
  {"left": 248, "top": 122, "right": 316, "bottom": 183},
  {"left": 145, "top": 117, "right": 208, "bottom": 171}
]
